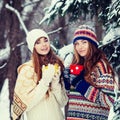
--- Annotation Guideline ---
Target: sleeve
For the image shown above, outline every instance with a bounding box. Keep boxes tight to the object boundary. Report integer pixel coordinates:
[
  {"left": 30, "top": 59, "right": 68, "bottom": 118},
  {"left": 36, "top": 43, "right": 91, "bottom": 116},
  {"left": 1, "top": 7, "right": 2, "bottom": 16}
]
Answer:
[
  {"left": 12, "top": 65, "right": 50, "bottom": 119},
  {"left": 51, "top": 69, "right": 68, "bottom": 108},
  {"left": 75, "top": 61, "right": 115, "bottom": 108}
]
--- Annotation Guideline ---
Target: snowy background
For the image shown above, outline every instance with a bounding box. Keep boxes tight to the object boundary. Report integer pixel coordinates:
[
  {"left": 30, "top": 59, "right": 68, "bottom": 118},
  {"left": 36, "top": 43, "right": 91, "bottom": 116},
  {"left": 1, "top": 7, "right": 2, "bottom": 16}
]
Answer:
[
  {"left": 0, "top": 79, "right": 10, "bottom": 120},
  {"left": 0, "top": 0, "right": 120, "bottom": 120}
]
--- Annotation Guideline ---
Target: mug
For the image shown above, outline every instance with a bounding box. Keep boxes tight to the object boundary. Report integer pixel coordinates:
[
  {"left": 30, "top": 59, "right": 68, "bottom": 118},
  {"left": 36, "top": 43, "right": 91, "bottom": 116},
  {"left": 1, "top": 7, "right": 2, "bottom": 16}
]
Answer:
[{"left": 70, "top": 64, "right": 84, "bottom": 75}]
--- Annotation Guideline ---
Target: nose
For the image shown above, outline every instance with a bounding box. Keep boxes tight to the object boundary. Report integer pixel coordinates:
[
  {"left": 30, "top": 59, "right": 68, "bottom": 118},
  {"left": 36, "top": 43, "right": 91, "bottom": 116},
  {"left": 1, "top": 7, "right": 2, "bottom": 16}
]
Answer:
[
  {"left": 41, "top": 42, "right": 46, "bottom": 46},
  {"left": 78, "top": 43, "right": 83, "bottom": 49}
]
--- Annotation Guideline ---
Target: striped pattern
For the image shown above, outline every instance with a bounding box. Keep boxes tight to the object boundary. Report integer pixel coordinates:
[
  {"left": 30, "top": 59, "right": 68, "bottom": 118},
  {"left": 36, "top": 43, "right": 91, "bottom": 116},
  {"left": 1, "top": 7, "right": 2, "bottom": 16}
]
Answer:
[
  {"left": 67, "top": 91, "right": 110, "bottom": 120},
  {"left": 73, "top": 26, "right": 99, "bottom": 47},
  {"left": 74, "top": 29, "right": 97, "bottom": 41},
  {"left": 66, "top": 60, "right": 115, "bottom": 120}
]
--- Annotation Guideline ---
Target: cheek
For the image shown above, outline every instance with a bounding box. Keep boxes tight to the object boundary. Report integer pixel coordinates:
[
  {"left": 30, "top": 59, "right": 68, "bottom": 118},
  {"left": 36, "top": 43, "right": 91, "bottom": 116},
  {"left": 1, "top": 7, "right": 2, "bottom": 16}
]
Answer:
[
  {"left": 75, "top": 45, "right": 79, "bottom": 51},
  {"left": 47, "top": 44, "right": 50, "bottom": 48},
  {"left": 34, "top": 45, "right": 41, "bottom": 53},
  {"left": 85, "top": 44, "right": 89, "bottom": 50},
  {"left": 84, "top": 46, "right": 89, "bottom": 55},
  {"left": 34, "top": 45, "right": 39, "bottom": 50}
]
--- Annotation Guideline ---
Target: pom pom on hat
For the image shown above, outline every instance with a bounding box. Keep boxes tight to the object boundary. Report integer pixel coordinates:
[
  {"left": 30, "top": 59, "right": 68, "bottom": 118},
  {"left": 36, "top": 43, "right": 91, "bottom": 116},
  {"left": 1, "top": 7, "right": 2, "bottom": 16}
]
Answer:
[
  {"left": 73, "top": 25, "right": 99, "bottom": 47},
  {"left": 26, "top": 29, "right": 49, "bottom": 52}
]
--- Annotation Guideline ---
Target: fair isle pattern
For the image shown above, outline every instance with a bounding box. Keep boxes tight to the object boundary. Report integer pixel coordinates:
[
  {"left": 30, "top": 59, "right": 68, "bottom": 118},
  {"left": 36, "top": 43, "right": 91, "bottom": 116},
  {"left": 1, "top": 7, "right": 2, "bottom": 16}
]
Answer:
[
  {"left": 67, "top": 91, "right": 109, "bottom": 120},
  {"left": 86, "top": 87, "right": 99, "bottom": 102},
  {"left": 74, "top": 29, "right": 97, "bottom": 41},
  {"left": 67, "top": 117, "right": 88, "bottom": 120},
  {"left": 67, "top": 60, "right": 115, "bottom": 120},
  {"left": 73, "top": 29, "right": 98, "bottom": 46},
  {"left": 96, "top": 60, "right": 108, "bottom": 75},
  {"left": 92, "top": 60, "right": 114, "bottom": 90}
]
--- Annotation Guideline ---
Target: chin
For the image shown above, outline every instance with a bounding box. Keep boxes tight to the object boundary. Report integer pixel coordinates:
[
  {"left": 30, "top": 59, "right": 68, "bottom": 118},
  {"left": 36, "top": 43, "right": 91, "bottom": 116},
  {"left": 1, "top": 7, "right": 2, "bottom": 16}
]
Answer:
[
  {"left": 41, "top": 52, "right": 49, "bottom": 55},
  {"left": 80, "top": 54, "right": 85, "bottom": 57}
]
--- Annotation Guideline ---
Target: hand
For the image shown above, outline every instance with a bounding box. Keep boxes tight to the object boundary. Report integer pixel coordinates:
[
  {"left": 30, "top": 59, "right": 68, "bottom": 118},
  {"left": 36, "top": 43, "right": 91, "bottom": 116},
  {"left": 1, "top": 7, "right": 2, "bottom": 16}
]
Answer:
[
  {"left": 51, "top": 66, "right": 61, "bottom": 88},
  {"left": 63, "top": 67, "right": 70, "bottom": 79},
  {"left": 63, "top": 67, "right": 71, "bottom": 90},
  {"left": 70, "top": 64, "right": 84, "bottom": 75},
  {"left": 71, "top": 70, "right": 85, "bottom": 87},
  {"left": 42, "top": 64, "right": 55, "bottom": 86}
]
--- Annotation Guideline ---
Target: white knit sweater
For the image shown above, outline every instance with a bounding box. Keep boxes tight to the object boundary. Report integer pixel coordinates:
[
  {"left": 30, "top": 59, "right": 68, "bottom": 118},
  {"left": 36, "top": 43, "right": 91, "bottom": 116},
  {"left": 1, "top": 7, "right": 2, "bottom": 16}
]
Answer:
[{"left": 12, "top": 60, "right": 68, "bottom": 120}]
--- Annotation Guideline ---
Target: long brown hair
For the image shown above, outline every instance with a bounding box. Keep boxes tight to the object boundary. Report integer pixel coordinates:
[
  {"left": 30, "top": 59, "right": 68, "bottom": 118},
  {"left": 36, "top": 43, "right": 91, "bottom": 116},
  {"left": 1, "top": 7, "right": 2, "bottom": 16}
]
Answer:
[
  {"left": 32, "top": 47, "right": 64, "bottom": 84},
  {"left": 72, "top": 42, "right": 115, "bottom": 85}
]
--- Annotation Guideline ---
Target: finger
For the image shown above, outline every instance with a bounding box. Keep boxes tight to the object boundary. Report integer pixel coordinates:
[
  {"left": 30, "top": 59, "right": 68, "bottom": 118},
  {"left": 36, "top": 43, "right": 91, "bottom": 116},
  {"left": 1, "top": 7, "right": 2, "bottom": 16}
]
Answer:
[{"left": 42, "top": 65, "right": 45, "bottom": 69}]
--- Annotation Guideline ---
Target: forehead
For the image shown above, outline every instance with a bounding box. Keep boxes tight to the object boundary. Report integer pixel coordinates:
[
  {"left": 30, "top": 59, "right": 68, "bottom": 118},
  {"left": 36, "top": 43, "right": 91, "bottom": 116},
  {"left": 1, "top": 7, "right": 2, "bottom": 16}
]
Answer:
[
  {"left": 36, "top": 37, "right": 47, "bottom": 41},
  {"left": 75, "top": 39, "right": 88, "bottom": 43}
]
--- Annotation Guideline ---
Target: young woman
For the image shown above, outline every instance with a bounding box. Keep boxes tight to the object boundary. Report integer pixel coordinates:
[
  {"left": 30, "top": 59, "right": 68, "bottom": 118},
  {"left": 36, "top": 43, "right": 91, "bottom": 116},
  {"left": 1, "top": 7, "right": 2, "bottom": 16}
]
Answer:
[
  {"left": 12, "top": 29, "right": 68, "bottom": 120},
  {"left": 64, "top": 25, "right": 115, "bottom": 120}
]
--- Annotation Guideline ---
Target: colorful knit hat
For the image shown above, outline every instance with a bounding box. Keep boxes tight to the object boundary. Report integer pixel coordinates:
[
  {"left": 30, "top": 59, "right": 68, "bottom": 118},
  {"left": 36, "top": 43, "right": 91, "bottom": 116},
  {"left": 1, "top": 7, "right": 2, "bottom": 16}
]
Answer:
[
  {"left": 26, "top": 29, "right": 50, "bottom": 52},
  {"left": 73, "top": 25, "right": 99, "bottom": 47}
]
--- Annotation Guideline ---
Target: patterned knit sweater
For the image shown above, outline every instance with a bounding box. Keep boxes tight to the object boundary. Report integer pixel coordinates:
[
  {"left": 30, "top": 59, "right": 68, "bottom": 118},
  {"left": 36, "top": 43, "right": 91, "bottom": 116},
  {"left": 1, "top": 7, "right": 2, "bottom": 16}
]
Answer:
[{"left": 64, "top": 59, "right": 115, "bottom": 120}]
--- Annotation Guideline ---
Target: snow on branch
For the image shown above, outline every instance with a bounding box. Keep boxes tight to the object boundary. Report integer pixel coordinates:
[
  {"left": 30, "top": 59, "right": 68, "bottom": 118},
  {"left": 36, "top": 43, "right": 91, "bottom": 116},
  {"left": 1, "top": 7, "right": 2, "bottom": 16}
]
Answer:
[
  {"left": 0, "top": 63, "right": 7, "bottom": 69},
  {"left": 47, "top": 27, "right": 62, "bottom": 34},
  {"left": 5, "top": 4, "right": 28, "bottom": 34},
  {"left": 22, "top": 0, "right": 42, "bottom": 7},
  {"left": 0, "top": 41, "right": 10, "bottom": 61},
  {"left": 5, "top": 4, "right": 58, "bottom": 53}
]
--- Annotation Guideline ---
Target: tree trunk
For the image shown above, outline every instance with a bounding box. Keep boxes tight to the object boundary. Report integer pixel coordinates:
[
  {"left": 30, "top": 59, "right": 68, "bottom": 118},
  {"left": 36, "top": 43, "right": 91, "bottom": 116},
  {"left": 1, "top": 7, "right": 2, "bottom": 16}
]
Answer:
[
  {"left": 0, "top": 1, "right": 23, "bottom": 119},
  {"left": 94, "top": 15, "right": 103, "bottom": 41},
  {"left": 58, "top": 16, "right": 68, "bottom": 46}
]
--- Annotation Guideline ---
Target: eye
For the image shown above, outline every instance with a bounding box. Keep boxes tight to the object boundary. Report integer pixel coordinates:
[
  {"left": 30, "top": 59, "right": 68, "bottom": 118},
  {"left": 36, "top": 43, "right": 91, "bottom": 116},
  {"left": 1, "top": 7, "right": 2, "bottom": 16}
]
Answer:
[
  {"left": 44, "top": 38, "right": 48, "bottom": 42},
  {"left": 82, "top": 40, "right": 87, "bottom": 44},
  {"left": 74, "top": 42, "right": 79, "bottom": 46},
  {"left": 35, "top": 39, "right": 40, "bottom": 44}
]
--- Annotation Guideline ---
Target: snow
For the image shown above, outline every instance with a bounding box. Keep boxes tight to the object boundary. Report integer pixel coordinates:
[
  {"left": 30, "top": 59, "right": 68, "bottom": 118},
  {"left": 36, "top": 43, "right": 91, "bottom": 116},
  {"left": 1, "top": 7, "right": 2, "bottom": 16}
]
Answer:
[
  {"left": 102, "top": 27, "right": 120, "bottom": 46},
  {"left": 0, "top": 40, "right": 10, "bottom": 69},
  {"left": 0, "top": 40, "right": 10, "bottom": 61},
  {"left": 62, "top": 0, "right": 74, "bottom": 15},
  {"left": 0, "top": 79, "right": 10, "bottom": 120},
  {"left": 58, "top": 43, "right": 74, "bottom": 67},
  {"left": 108, "top": 74, "right": 119, "bottom": 120},
  {"left": 0, "top": 1, "right": 3, "bottom": 10}
]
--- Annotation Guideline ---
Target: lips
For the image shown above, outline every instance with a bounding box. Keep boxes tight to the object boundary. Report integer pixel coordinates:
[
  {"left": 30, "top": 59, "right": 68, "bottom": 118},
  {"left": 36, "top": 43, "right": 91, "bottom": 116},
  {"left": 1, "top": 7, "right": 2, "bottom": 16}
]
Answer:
[{"left": 41, "top": 48, "right": 48, "bottom": 51}]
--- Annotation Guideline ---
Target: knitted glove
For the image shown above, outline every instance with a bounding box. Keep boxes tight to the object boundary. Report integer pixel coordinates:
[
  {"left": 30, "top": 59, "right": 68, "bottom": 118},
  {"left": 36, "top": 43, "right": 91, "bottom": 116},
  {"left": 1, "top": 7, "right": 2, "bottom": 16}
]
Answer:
[
  {"left": 71, "top": 70, "right": 85, "bottom": 87},
  {"left": 51, "top": 66, "right": 61, "bottom": 88},
  {"left": 41, "top": 64, "right": 55, "bottom": 86},
  {"left": 63, "top": 67, "right": 71, "bottom": 90},
  {"left": 71, "top": 69, "right": 90, "bottom": 95}
]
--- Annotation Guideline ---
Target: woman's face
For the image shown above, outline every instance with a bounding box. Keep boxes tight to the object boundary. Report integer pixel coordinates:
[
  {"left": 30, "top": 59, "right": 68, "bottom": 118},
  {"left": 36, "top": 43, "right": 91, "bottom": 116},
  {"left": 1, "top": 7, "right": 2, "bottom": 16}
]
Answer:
[
  {"left": 34, "top": 37, "right": 50, "bottom": 55},
  {"left": 74, "top": 40, "right": 89, "bottom": 57}
]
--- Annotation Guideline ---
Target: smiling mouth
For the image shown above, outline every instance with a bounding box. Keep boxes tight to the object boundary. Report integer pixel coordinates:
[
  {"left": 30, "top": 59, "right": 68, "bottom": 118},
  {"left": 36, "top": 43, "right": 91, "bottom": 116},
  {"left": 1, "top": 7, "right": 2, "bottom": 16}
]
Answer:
[
  {"left": 41, "top": 48, "right": 48, "bottom": 51},
  {"left": 79, "top": 50, "right": 85, "bottom": 53}
]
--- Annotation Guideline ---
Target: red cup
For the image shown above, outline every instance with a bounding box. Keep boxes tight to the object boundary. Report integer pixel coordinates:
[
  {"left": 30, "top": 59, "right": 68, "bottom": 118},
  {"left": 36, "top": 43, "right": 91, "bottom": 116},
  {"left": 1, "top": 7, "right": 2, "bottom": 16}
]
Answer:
[{"left": 70, "top": 64, "right": 84, "bottom": 75}]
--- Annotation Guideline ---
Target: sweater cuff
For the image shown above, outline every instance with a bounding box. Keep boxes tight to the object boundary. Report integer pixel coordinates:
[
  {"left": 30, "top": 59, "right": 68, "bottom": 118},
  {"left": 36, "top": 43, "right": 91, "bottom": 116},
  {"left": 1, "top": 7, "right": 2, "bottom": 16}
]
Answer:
[
  {"left": 64, "top": 79, "right": 70, "bottom": 90},
  {"left": 76, "top": 80, "right": 90, "bottom": 95}
]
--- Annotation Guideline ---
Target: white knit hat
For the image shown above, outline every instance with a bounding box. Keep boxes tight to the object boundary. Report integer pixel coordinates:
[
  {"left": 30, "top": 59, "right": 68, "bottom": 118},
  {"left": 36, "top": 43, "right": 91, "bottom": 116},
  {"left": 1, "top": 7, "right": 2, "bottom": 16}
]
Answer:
[{"left": 26, "top": 29, "right": 50, "bottom": 52}]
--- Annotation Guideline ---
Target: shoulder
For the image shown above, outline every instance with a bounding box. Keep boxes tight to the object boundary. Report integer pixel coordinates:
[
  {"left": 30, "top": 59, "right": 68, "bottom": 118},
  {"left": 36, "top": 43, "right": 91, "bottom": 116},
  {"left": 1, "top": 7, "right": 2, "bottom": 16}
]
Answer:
[
  {"left": 17, "top": 60, "right": 34, "bottom": 74},
  {"left": 95, "top": 59, "right": 110, "bottom": 74}
]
